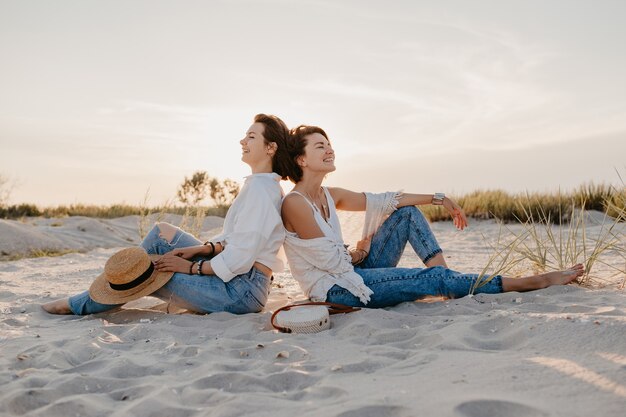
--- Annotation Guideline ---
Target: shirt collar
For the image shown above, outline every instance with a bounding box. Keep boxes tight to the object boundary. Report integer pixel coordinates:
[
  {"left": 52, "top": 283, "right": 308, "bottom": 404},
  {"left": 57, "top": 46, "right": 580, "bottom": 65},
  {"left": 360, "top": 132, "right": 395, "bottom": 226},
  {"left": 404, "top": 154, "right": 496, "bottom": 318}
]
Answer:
[{"left": 244, "top": 172, "right": 281, "bottom": 182}]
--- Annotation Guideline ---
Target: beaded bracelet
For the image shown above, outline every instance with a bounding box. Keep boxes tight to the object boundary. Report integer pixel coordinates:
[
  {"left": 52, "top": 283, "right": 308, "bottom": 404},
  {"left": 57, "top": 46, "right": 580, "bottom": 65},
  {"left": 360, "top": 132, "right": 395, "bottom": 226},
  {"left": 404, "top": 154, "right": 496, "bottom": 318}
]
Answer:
[
  {"left": 203, "top": 241, "right": 215, "bottom": 255},
  {"left": 189, "top": 261, "right": 196, "bottom": 275},
  {"left": 196, "top": 259, "right": 205, "bottom": 276}
]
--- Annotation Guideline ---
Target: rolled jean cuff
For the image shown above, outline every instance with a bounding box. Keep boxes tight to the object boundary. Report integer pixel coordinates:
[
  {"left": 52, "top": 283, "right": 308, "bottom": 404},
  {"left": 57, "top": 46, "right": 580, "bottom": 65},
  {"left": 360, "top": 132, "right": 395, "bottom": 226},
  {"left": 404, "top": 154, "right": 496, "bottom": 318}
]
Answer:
[
  {"left": 68, "top": 290, "right": 121, "bottom": 315},
  {"left": 422, "top": 248, "right": 443, "bottom": 264}
]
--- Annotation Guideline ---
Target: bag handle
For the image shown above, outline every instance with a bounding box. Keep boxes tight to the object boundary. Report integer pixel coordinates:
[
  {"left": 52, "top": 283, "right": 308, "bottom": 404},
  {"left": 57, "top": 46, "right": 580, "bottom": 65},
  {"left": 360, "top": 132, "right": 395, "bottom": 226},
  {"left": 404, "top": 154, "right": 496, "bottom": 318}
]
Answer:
[{"left": 270, "top": 302, "right": 361, "bottom": 333}]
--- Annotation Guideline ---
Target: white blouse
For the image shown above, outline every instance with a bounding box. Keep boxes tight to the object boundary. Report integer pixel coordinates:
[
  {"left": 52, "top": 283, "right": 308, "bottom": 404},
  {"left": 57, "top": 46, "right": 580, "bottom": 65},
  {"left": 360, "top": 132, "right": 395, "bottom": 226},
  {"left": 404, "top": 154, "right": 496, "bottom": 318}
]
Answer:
[
  {"left": 283, "top": 188, "right": 374, "bottom": 304},
  {"left": 209, "top": 173, "right": 285, "bottom": 282}
]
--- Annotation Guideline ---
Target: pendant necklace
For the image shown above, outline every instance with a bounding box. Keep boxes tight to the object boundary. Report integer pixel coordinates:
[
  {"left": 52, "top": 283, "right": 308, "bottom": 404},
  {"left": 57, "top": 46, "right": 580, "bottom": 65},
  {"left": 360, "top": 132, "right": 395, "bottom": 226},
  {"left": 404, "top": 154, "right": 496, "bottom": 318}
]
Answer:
[{"left": 305, "top": 188, "right": 330, "bottom": 221}]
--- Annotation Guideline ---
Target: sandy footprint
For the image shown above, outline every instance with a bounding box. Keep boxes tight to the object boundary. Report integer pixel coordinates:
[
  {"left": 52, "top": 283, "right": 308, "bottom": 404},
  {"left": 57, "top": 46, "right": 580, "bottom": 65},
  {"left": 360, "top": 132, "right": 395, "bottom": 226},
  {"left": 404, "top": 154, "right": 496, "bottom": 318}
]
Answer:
[
  {"left": 455, "top": 399, "right": 549, "bottom": 417},
  {"left": 463, "top": 316, "right": 528, "bottom": 351},
  {"left": 337, "top": 405, "right": 413, "bottom": 417},
  {"left": 192, "top": 370, "right": 319, "bottom": 394}
]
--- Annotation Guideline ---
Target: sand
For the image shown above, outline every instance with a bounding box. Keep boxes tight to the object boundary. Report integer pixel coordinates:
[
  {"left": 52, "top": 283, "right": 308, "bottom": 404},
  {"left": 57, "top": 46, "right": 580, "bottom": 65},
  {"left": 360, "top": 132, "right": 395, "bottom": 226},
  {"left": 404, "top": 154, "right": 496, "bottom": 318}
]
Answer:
[{"left": 1, "top": 214, "right": 625, "bottom": 416}]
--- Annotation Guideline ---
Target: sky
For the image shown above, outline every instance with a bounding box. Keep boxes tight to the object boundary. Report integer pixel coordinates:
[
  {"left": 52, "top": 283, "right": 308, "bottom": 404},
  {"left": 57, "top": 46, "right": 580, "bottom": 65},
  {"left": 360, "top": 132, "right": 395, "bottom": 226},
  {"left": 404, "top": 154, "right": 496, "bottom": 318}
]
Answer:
[{"left": 1, "top": 0, "right": 625, "bottom": 206}]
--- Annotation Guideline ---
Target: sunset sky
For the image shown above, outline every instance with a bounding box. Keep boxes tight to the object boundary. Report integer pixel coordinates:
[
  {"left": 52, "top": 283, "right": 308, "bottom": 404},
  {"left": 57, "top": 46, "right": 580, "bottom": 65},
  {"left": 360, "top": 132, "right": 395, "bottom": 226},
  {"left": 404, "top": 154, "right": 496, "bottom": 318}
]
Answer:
[{"left": 1, "top": 0, "right": 625, "bottom": 206}]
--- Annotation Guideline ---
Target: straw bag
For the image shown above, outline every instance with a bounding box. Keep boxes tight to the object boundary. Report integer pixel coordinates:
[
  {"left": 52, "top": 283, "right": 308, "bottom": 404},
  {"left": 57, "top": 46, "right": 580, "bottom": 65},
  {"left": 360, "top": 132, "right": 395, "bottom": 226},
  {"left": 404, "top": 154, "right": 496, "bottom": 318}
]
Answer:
[{"left": 270, "top": 302, "right": 360, "bottom": 334}]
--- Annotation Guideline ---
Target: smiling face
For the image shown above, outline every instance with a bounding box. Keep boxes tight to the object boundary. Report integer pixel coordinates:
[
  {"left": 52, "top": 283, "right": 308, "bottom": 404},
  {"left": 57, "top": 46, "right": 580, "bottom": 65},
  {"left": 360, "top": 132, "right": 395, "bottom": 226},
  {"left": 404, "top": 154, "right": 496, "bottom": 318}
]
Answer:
[
  {"left": 298, "top": 132, "right": 335, "bottom": 174},
  {"left": 240, "top": 122, "right": 275, "bottom": 170}
]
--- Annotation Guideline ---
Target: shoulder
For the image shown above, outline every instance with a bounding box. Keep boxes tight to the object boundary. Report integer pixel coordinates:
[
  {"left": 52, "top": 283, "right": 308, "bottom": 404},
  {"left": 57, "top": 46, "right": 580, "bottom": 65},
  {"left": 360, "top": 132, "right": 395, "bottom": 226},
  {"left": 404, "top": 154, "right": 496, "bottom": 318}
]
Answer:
[
  {"left": 243, "top": 175, "right": 281, "bottom": 197},
  {"left": 282, "top": 193, "right": 310, "bottom": 214},
  {"left": 245, "top": 174, "right": 280, "bottom": 189}
]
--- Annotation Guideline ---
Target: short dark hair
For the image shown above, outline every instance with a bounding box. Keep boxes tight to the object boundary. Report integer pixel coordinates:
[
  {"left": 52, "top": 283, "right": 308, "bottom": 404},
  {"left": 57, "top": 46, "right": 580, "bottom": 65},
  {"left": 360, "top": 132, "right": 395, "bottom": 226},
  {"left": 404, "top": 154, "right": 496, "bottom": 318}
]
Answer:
[
  {"left": 253, "top": 114, "right": 290, "bottom": 180},
  {"left": 283, "top": 125, "right": 330, "bottom": 183}
]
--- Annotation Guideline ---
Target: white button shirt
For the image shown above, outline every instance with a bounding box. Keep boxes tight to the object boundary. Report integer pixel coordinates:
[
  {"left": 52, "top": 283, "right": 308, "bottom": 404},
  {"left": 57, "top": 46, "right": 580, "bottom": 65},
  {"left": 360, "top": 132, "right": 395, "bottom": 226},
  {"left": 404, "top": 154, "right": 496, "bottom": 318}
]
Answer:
[{"left": 209, "top": 173, "right": 285, "bottom": 282}]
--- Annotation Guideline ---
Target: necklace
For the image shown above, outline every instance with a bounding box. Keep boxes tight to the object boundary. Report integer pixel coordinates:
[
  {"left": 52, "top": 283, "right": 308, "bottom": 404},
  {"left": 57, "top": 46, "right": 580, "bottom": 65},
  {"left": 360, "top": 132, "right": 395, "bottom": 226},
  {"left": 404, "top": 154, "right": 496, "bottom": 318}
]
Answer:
[{"left": 303, "top": 187, "right": 330, "bottom": 220}]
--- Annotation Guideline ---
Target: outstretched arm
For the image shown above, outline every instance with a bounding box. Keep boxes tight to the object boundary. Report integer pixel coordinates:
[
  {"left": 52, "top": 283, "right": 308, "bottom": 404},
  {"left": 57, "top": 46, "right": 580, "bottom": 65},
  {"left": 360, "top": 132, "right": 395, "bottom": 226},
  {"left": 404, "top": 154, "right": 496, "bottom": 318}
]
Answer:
[
  {"left": 328, "top": 187, "right": 467, "bottom": 230},
  {"left": 327, "top": 187, "right": 367, "bottom": 211},
  {"left": 397, "top": 194, "right": 468, "bottom": 230}
]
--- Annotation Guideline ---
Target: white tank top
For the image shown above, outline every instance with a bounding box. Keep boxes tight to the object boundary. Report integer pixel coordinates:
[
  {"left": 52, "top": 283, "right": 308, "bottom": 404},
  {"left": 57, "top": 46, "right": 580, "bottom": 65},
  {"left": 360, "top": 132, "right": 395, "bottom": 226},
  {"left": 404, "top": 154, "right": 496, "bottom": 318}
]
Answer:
[{"left": 287, "top": 188, "right": 344, "bottom": 244}]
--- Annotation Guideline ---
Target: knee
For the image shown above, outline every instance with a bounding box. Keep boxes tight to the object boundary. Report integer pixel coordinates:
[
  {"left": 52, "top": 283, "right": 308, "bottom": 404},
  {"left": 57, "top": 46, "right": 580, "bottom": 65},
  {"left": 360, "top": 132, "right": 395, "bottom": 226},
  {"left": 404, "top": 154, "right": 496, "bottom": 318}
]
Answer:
[
  {"left": 156, "top": 222, "right": 179, "bottom": 243},
  {"left": 396, "top": 205, "right": 420, "bottom": 219}
]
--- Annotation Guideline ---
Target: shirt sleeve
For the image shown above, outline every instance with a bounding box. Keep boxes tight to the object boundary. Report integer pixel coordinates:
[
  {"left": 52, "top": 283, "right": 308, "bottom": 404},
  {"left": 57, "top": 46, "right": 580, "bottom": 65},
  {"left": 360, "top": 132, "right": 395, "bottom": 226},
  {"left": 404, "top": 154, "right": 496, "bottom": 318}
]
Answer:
[{"left": 210, "top": 182, "right": 281, "bottom": 282}]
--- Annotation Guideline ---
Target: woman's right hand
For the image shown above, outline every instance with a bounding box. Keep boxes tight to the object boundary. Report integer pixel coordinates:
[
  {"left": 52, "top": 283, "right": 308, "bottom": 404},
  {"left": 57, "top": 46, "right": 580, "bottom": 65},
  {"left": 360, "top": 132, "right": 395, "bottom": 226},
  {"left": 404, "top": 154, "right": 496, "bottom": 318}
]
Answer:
[
  {"left": 442, "top": 197, "right": 468, "bottom": 230},
  {"left": 164, "top": 246, "right": 203, "bottom": 260}
]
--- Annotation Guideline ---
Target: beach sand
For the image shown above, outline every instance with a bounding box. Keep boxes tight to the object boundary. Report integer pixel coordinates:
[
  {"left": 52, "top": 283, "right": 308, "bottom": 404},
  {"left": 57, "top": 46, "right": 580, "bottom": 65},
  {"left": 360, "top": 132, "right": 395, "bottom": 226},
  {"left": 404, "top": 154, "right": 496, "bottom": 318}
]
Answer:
[{"left": 1, "top": 214, "right": 625, "bottom": 416}]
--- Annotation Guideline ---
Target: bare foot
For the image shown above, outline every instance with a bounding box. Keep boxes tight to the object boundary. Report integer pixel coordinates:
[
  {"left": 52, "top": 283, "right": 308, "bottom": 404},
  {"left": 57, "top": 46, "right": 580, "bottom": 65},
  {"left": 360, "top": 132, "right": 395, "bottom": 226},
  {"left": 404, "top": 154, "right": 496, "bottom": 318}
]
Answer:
[
  {"left": 540, "top": 264, "right": 585, "bottom": 286},
  {"left": 502, "top": 264, "right": 585, "bottom": 292},
  {"left": 41, "top": 298, "right": 72, "bottom": 315}
]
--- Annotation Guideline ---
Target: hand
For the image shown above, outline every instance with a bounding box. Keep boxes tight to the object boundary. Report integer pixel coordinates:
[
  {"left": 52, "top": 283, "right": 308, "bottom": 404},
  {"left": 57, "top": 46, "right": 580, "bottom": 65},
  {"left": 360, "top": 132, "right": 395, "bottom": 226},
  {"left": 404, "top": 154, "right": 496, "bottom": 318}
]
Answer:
[
  {"left": 164, "top": 246, "right": 203, "bottom": 260},
  {"left": 154, "top": 252, "right": 193, "bottom": 273},
  {"left": 442, "top": 197, "right": 468, "bottom": 231},
  {"left": 356, "top": 235, "right": 372, "bottom": 254}
]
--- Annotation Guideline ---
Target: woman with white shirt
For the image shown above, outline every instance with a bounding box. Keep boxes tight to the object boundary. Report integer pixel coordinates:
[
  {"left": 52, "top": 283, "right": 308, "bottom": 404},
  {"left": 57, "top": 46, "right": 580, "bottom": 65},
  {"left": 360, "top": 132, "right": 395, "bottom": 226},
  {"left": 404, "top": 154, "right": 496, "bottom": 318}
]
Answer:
[
  {"left": 43, "top": 114, "right": 290, "bottom": 315},
  {"left": 280, "top": 125, "right": 585, "bottom": 308}
]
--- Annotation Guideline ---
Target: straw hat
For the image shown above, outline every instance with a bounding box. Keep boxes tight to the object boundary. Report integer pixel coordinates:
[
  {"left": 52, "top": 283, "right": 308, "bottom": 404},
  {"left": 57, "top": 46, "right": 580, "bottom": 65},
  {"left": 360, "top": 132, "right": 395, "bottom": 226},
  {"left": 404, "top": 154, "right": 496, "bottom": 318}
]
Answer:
[{"left": 89, "top": 247, "right": 174, "bottom": 304}]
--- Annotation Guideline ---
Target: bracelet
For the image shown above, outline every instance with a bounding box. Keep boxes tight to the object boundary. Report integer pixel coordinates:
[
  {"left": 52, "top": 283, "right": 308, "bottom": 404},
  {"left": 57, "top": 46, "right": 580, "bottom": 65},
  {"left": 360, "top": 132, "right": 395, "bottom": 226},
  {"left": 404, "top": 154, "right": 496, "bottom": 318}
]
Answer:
[
  {"left": 352, "top": 249, "right": 368, "bottom": 265},
  {"left": 196, "top": 259, "right": 205, "bottom": 276},
  {"left": 203, "top": 241, "right": 215, "bottom": 255},
  {"left": 189, "top": 261, "right": 196, "bottom": 275},
  {"left": 432, "top": 192, "right": 445, "bottom": 206}
]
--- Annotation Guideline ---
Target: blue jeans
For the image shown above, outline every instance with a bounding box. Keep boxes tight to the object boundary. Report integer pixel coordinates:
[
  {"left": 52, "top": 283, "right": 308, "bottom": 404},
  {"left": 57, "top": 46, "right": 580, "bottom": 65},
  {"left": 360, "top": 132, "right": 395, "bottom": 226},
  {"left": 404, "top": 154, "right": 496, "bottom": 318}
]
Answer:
[
  {"left": 325, "top": 206, "right": 503, "bottom": 308},
  {"left": 68, "top": 224, "right": 271, "bottom": 315}
]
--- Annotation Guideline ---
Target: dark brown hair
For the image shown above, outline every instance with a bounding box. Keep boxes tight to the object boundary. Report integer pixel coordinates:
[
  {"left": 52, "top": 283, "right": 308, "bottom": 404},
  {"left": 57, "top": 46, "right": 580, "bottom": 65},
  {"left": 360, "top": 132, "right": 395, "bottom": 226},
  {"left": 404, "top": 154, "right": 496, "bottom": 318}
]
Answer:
[
  {"left": 253, "top": 114, "right": 290, "bottom": 180},
  {"left": 283, "top": 125, "right": 330, "bottom": 183}
]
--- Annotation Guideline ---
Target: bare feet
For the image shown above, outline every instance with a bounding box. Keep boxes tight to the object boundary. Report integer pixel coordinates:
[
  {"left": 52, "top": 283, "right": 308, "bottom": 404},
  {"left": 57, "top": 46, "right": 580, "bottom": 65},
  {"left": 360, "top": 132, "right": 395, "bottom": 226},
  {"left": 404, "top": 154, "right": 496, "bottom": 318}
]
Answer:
[
  {"left": 41, "top": 298, "right": 72, "bottom": 315},
  {"left": 502, "top": 264, "right": 585, "bottom": 292},
  {"left": 540, "top": 264, "right": 585, "bottom": 286}
]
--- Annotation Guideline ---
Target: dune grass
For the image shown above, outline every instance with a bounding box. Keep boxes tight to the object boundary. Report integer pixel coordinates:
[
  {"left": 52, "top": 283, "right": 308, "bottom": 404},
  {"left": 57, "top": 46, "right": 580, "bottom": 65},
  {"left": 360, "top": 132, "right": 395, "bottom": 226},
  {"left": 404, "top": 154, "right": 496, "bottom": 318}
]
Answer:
[
  {"left": 420, "top": 182, "right": 625, "bottom": 224},
  {"left": 1, "top": 249, "right": 82, "bottom": 262},
  {"left": 0, "top": 202, "right": 227, "bottom": 220},
  {"left": 0, "top": 181, "right": 622, "bottom": 224},
  {"left": 470, "top": 177, "right": 626, "bottom": 289}
]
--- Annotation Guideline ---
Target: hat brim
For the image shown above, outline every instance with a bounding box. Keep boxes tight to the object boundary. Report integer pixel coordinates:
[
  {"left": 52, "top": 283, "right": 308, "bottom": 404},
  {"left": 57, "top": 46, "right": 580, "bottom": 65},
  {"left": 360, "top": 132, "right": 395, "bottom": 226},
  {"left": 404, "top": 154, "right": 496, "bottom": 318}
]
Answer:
[{"left": 88, "top": 254, "right": 174, "bottom": 304}]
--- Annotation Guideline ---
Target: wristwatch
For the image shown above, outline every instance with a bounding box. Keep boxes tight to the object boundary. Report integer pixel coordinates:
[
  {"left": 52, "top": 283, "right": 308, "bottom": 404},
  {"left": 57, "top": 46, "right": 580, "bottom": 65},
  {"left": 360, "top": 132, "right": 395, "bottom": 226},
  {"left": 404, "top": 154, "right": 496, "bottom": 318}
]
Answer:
[{"left": 432, "top": 192, "right": 445, "bottom": 206}]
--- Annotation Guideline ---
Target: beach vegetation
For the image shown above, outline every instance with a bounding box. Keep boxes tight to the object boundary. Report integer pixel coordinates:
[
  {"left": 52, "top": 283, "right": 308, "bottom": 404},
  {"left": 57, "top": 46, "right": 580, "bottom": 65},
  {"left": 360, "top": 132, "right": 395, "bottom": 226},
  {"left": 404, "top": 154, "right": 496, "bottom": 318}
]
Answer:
[
  {"left": 420, "top": 182, "right": 624, "bottom": 224},
  {"left": 209, "top": 177, "right": 240, "bottom": 208},
  {"left": 471, "top": 171, "right": 625, "bottom": 289},
  {"left": 470, "top": 224, "right": 527, "bottom": 294},
  {"left": 1, "top": 180, "right": 619, "bottom": 224},
  {"left": 177, "top": 170, "right": 240, "bottom": 208},
  {"left": 177, "top": 171, "right": 211, "bottom": 205},
  {"left": 1, "top": 249, "right": 82, "bottom": 261}
]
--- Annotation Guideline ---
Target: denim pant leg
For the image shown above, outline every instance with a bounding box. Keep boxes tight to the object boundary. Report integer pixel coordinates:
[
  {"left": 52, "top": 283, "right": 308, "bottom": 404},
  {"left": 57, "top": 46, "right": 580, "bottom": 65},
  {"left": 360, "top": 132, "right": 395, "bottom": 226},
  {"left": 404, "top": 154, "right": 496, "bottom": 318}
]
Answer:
[
  {"left": 139, "top": 224, "right": 272, "bottom": 314},
  {"left": 140, "top": 223, "right": 203, "bottom": 255},
  {"left": 326, "top": 266, "right": 503, "bottom": 308},
  {"left": 153, "top": 268, "right": 272, "bottom": 314},
  {"left": 68, "top": 223, "right": 203, "bottom": 315},
  {"left": 361, "top": 206, "right": 443, "bottom": 269},
  {"left": 68, "top": 291, "right": 122, "bottom": 315}
]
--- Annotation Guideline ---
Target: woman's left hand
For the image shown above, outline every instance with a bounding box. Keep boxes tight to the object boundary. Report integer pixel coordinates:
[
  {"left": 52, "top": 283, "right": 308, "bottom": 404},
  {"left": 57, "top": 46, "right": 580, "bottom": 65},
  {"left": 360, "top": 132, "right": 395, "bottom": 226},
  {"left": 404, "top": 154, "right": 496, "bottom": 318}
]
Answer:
[
  {"left": 356, "top": 236, "right": 372, "bottom": 254},
  {"left": 154, "top": 252, "right": 193, "bottom": 273},
  {"left": 442, "top": 197, "right": 468, "bottom": 230}
]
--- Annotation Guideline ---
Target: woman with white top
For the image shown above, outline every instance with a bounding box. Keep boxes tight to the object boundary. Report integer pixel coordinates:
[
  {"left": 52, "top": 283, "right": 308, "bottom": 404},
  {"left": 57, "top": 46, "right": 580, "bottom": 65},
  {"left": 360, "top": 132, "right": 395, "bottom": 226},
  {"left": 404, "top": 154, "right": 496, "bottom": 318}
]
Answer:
[
  {"left": 43, "top": 114, "right": 290, "bottom": 315},
  {"left": 280, "top": 125, "right": 585, "bottom": 308}
]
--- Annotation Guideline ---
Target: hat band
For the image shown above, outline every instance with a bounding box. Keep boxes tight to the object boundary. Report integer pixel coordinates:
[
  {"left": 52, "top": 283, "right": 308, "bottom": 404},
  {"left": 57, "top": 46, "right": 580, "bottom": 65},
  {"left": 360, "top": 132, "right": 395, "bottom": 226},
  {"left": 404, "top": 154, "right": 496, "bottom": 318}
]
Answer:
[{"left": 109, "top": 262, "right": 155, "bottom": 291}]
